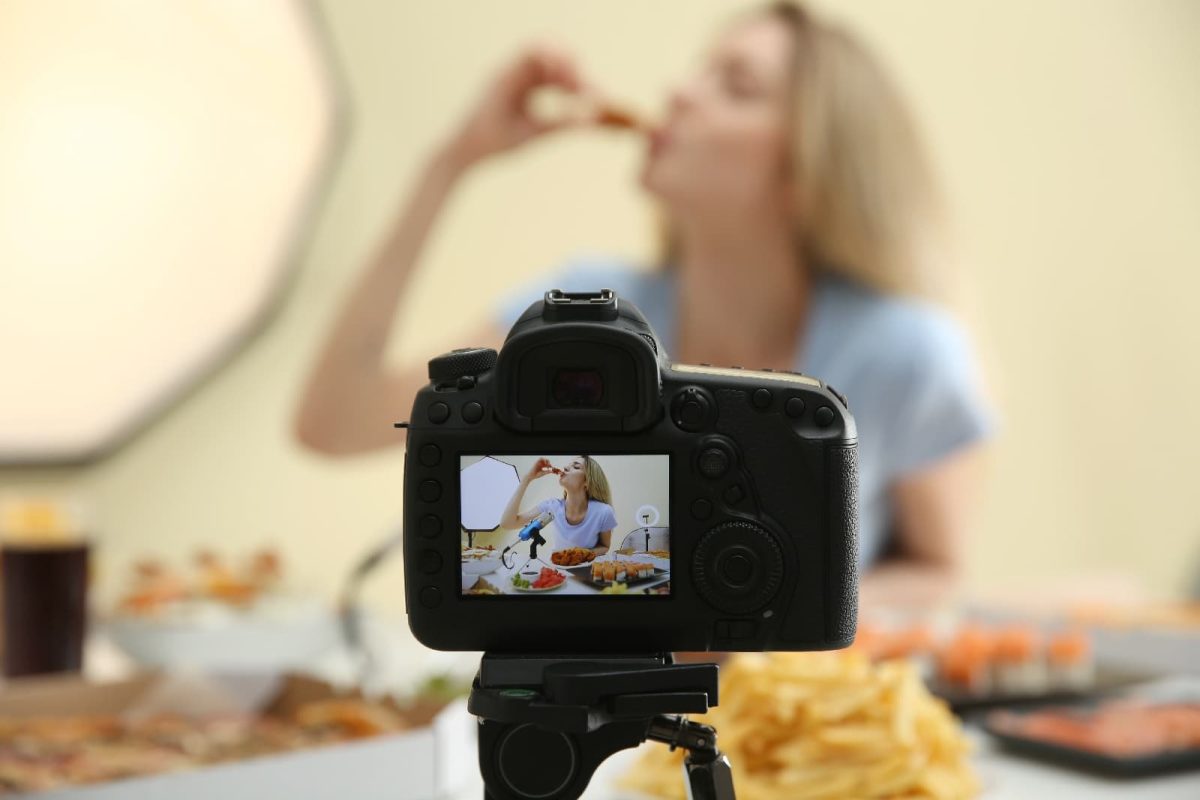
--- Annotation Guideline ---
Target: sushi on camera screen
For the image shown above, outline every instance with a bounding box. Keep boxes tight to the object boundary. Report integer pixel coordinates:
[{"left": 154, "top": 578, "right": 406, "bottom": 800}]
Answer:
[{"left": 459, "top": 455, "right": 671, "bottom": 596}]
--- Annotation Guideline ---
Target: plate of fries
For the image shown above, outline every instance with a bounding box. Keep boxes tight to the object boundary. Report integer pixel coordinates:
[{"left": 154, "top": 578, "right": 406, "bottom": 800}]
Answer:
[{"left": 619, "top": 651, "right": 979, "bottom": 800}]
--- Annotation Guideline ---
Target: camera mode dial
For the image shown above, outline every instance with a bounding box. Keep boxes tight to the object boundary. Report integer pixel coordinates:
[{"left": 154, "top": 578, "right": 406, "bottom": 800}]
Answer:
[
  {"left": 428, "top": 347, "right": 497, "bottom": 384},
  {"left": 692, "top": 520, "right": 783, "bottom": 615}
]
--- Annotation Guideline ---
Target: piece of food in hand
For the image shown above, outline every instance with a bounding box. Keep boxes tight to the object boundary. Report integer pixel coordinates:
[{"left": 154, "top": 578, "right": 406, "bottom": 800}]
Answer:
[
  {"left": 621, "top": 652, "right": 978, "bottom": 800},
  {"left": 595, "top": 103, "right": 646, "bottom": 131}
]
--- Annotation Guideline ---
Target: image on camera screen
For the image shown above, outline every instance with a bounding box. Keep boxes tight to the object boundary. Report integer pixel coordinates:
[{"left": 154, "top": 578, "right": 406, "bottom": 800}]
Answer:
[{"left": 459, "top": 455, "right": 670, "bottom": 596}]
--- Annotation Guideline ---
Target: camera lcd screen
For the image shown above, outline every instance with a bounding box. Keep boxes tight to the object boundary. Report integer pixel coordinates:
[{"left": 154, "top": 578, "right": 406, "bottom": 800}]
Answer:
[{"left": 459, "top": 455, "right": 670, "bottom": 597}]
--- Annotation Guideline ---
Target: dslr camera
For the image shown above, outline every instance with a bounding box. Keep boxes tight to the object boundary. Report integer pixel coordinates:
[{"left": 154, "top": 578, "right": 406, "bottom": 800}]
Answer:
[{"left": 403, "top": 289, "right": 858, "bottom": 653}]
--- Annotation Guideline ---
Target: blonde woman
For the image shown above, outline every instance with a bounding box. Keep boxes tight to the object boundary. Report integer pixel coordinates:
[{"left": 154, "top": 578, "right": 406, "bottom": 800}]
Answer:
[
  {"left": 296, "top": 3, "right": 993, "bottom": 609},
  {"left": 500, "top": 457, "right": 616, "bottom": 556}
]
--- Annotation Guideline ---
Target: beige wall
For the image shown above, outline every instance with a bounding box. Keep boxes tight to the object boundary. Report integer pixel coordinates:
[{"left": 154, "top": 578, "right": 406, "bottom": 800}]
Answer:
[{"left": 3, "top": 0, "right": 1199, "bottom": 611}]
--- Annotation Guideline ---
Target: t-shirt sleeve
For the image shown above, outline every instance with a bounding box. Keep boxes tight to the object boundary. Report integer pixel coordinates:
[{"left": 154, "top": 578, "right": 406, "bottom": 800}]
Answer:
[
  {"left": 534, "top": 497, "right": 560, "bottom": 518},
  {"left": 596, "top": 503, "right": 618, "bottom": 532},
  {"left": 881, "top": 310, "right": 996, "bottom": 478}
]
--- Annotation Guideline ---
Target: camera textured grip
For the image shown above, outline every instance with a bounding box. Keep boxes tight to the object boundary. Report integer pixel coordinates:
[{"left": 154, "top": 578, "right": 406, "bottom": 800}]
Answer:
[{"left": 826, "top": 445, "right": 859, "bottom": 644}]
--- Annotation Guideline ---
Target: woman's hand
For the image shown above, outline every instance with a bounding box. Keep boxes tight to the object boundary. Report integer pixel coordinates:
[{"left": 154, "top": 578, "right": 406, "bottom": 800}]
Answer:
[
  {"left": 443, "top": 44, "right": 589, "bottom": 171},
  {"left": 523, "top": 457, "right": 557, "bottom": 484}
]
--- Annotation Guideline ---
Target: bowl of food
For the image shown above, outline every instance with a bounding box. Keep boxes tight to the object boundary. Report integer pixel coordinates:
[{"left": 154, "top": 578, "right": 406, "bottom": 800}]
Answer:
[
  {"left": 104, "top": 549, "right": 339, "bottom": 670},
  {"left": 460, "top": 546, "right": 501, "bottom": 576}
]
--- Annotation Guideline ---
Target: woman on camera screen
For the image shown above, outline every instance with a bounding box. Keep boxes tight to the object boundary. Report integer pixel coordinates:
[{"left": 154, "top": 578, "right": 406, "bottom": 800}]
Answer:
[
  {"left": 295, "top": 2, "right": 994, "bottom": 610},
  {"left": 500, "top": 457, "right": 617, "bottom": 556}
]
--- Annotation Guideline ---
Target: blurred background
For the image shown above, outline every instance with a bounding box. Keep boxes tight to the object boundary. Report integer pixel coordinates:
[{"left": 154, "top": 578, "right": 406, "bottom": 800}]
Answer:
[
  {"left": 4, "top": 0, "right": 1198, "bottom": 610},
  {"left": 2, "top": 1, "right": 1199, "bottom": 797}
]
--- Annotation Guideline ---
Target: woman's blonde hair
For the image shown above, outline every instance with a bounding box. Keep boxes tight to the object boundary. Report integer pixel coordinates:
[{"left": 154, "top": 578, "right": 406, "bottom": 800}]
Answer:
[
  {"left": 665, "top": 2, "right": 949, "bottom": 300},
  {"left": 564, "top": 456, "right": 613, "bottom": 505}
]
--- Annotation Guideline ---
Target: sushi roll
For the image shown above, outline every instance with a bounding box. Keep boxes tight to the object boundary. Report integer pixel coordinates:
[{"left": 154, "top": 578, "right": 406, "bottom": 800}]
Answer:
[
  {"left": 993, "top": 626, "right": 1048, "bottom": 695},
  {"left": 1047, "top": 630, "right": 1094, "bottom": 690}
]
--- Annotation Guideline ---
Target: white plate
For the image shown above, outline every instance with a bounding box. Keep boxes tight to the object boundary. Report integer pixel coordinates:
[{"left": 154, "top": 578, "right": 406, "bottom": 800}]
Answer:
[{"left": 511, "top": 581, "right": 566, "bottom": 593}]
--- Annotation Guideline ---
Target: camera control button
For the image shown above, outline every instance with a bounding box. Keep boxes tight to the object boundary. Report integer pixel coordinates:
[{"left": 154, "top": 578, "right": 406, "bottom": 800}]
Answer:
[
  {"left": 419, "top": 444, "right": 441, "bottom": 467},
  {"left": 721, "top": 550, "right": 755, "bottom": 585},
  {"left": 690, "top": 498, "right": 713, "bottom": 520},
  {"left": 462, "top": 401, "right": 484, "bottom": 423},
  {"left": 419, "top": 514, "right": 441, "bottom": 538},
  {"left": 419, "top": 550, "right": 442, "bottom": 574},
  {"left": 815, "top": 405, "right": 835, "bottom": 427},
  {"left": 419, "top": 479, "right": 442, "bottom": 503},
  {"left": 428, "top": 402, "right": 450, "bottom": 424},
  {"left": 692, "top": 521, "right": 784, "bottom": 614},
  {"left": 671, "top": 386, "right": 715, "bottom": 432},
  {"left": 752, "top": 388, "right": 773, "bottom": 409},
  {"left": 785, "top": 397, "right": 806, "bottom": 418},
  {"left": 418, "top": 586, "right": 442, "bottom": 609},
  {"left": 698, "top": 448, "right": 729, "bottom": 479},
  {"left": 723, "top": 483, "right": 745, "bottom": 505}
]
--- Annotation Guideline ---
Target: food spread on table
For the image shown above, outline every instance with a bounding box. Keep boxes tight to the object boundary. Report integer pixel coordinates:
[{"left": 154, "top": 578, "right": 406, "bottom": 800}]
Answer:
[
  {"left": 117, "top": 549, "right": 284, "bottom": 617},
  {"left": 620, "top": 651, "right": 979, "bottom": 800},
  {"left": 549, "top": 547, "right": 597, "bottom": 566},
  {"left": 989, "top": 700, "right": 1200, "bottom": 758},
  {"left": 853, "top": 620, "right": 1097, "bottom": 706},
  {"left": 0, "top": 695, "right": 440, "bottom": 794},
  {"left": 510, "top": 567, "right": 567, "bottom": 591}
]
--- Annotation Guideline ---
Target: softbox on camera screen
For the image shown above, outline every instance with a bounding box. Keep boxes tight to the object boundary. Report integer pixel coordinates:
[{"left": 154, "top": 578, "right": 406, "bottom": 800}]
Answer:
[{"left": 460, "top": 457, "right": 520, "bottom": 532}]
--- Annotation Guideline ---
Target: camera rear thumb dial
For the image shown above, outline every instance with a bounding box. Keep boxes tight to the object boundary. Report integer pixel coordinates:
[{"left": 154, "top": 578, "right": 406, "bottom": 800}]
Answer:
[
  {"left": 428, "top": 347, "right": 497, "bottom": 384},
  {"left": 692, "top": 520, "right": 783, "bottom": 614}
]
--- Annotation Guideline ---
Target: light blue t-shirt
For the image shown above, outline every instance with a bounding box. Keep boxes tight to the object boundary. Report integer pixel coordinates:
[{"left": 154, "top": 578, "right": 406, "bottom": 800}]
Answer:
[
  {"left": 500, "top": 258, "right": 994, "bottom": 571},
  {"left": 535, "top": 497, "right": 618, "bottom": 549}
]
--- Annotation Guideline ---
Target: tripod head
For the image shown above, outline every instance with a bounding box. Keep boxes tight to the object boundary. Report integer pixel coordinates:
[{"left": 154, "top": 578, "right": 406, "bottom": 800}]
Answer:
[{"left": 469, "top": 653, "right": 735, "bottom": 800}]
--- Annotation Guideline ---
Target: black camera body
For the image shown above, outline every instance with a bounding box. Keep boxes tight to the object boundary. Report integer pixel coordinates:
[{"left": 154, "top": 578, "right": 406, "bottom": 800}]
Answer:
[{"left": 403, "top": 289, "right": 858, "bottom": 653}]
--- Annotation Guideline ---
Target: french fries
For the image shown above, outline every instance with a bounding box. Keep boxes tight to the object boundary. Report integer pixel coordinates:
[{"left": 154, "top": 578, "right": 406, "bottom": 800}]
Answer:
[{"left": 619, "top": 652, "right": 979, "bottom": 800}]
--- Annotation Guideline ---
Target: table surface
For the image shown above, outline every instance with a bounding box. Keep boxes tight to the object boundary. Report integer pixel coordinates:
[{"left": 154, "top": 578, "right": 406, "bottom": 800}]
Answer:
[
  {"left": 450, "top": 731, "right": 1200, "bottom": 800},
  {"left": 83, "top": 625, "right": 1200, "bottom": 799}
]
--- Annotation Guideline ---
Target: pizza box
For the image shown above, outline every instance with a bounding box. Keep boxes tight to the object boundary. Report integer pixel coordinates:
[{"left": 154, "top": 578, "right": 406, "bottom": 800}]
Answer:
[{"left": 0, "top": 670, "right": 476, "bottom": 799}]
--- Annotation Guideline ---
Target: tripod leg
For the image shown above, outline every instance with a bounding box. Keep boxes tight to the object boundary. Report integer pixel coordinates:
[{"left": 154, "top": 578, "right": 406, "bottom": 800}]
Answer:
[{"left": 684, "top": 750, "right": 736, "bottom": 800}]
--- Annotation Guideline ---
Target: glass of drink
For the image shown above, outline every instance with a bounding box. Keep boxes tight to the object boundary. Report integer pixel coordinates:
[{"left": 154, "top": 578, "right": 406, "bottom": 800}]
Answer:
[{"left": 0, "top": 497, "right": 90, "bottom": 677}]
